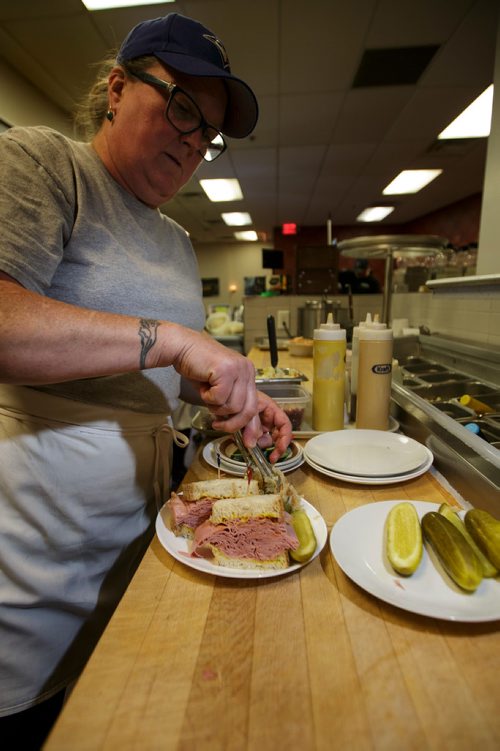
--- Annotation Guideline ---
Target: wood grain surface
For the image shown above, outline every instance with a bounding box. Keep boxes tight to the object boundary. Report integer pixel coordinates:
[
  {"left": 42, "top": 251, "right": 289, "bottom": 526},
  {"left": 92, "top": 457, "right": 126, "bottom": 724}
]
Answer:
[{"left": 45, "top": 349, "right": 500, "bottom": 751}]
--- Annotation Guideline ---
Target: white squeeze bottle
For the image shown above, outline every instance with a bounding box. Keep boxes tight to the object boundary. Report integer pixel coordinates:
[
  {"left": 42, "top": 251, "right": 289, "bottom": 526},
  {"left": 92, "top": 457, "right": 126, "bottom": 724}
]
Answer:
[
  {"left": 312, "top": 313, "right": 346, "bottom": 431},
  {"left": 356, "top": 321, "right": 394, "bottom": 430},
  {"left": 349, "top": 312, "right": 372, "bottom": 423}
]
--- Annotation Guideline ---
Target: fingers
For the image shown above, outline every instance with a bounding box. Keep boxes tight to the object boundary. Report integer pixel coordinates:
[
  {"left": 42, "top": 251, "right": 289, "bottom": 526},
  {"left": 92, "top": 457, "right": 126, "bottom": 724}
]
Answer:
[{"left": 254, "top": 391, "right": 293, "bottom": 463}]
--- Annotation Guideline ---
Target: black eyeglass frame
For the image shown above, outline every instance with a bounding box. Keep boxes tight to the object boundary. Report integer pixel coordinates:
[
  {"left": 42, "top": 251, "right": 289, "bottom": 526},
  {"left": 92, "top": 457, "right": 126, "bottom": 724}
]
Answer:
[{"left": 130, "top": 70, "right": 227, "bottom": 162}]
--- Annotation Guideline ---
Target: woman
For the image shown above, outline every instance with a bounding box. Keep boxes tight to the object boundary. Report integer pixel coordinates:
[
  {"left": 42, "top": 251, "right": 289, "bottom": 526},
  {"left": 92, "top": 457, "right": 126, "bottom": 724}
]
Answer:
[{"left": 0, "top": 12, "right": 291, "bottom": 747}]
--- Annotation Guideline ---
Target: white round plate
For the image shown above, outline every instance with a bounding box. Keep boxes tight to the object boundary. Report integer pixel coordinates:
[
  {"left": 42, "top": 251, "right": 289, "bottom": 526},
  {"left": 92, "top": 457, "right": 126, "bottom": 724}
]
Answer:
[
  {"left": 330, "top": 500, "right": 500, "bottom": 622},
  {"left": 202, "top": 439, "right": 304, "bottom": 476},
  {"left": 156, "top": 499, "right": 327, "bottom": 579},
  {"left": 305, "top": 430, "right": 430, "bottom": 476},
  {"left": 303, "top": 450, "right": 433, "bottom": 485}
]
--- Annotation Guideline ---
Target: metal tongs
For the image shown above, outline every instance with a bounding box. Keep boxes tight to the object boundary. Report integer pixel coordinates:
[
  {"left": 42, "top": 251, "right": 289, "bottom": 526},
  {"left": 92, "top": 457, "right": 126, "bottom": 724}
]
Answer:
[{"left": 233, "top": 430, "right": 282, "bottom": 493}]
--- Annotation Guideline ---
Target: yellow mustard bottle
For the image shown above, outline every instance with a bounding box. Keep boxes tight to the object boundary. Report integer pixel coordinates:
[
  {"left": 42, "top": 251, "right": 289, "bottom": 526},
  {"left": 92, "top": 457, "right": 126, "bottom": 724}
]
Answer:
[{"left": 312, "top": 313, "right": 346, "bottom": 431}]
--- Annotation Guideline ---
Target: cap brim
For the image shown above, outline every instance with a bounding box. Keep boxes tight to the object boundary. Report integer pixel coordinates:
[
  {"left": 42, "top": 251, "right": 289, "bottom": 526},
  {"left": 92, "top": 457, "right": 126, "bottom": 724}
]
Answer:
[{"left": 154, "top": 51, "right": 258, "bottom": 138}]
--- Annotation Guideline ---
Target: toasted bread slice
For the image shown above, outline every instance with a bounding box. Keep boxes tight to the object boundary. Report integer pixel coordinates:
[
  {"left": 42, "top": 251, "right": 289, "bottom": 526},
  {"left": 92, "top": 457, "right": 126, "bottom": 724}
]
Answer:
[
  {"left": 210, "top": 494, "right": 283, "bottom": 525},
  {"left": 210, "top": 546, "right": 289, "bottom": 570},
  {"left": 182, "top": 477, "right": 261, "bottom": 501}
]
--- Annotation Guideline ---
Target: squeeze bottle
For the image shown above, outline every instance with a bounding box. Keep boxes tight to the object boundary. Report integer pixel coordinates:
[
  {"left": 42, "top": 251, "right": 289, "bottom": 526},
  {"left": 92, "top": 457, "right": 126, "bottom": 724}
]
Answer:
[
  {"left": 312, "top": 314, "right": 346, "bottom": 431},
  {"left": 356, "top": 323, "right": 394, "bottom": 430},
  {"left": 349, "top": 312, "right": 372, "bottom": 423}
]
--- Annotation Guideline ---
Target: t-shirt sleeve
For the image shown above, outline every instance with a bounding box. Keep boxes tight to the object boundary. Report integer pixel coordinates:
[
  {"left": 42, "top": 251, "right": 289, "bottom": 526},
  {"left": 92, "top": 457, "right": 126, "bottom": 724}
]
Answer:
[{"left": 0, "top": 127, "right": 76, "bottom": 293}]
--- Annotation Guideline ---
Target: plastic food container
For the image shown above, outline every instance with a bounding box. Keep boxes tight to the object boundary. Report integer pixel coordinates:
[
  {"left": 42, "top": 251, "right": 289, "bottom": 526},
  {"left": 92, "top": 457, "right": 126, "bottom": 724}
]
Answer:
[{"left": 259, "top": 384, "right": 311, "bottom": 430}]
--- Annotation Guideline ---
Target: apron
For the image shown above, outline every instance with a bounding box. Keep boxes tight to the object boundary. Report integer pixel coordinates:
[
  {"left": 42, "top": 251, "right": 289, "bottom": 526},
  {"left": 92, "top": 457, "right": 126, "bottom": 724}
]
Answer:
[{"left": 0, "top": 384, "right": 189, "bottom": 716}]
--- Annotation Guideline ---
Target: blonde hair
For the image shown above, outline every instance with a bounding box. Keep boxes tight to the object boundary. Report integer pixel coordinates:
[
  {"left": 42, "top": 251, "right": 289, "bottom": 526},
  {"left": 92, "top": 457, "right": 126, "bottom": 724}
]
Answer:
[{"left": 73, "top": 54, "right": 158, "bottom": 140}]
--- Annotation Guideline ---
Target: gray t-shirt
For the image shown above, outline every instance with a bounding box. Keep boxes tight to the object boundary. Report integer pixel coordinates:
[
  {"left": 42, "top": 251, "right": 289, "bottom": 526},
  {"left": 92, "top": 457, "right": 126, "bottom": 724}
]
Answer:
[{"left": 0, "top": 126, "right": 205, "bottom": 413}]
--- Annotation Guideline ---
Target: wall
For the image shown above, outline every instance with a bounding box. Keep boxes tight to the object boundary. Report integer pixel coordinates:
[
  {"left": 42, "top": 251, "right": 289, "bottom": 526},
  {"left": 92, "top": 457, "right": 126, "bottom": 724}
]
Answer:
[
  {"left": 243, "top": 287, "right": 500, "bottom": 354},
  {"left": 0, "top": 58, "right": 70, "bottom": 133},
  {"left": 478, "top": 19, "right": 500, "bottom": 274},
  {"left": 194, "top": 241, "right": 275, "bottom": 311}
]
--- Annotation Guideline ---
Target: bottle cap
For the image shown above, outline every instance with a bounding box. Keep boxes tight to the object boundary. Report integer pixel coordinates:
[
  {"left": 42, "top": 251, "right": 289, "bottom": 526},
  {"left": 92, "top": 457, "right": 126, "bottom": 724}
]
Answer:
[
  {"left": 352, "top": 312, "right": 372, "bottom": 337},
  {"left": 314, "top": 313, "right": 346, "bottom": 340}
]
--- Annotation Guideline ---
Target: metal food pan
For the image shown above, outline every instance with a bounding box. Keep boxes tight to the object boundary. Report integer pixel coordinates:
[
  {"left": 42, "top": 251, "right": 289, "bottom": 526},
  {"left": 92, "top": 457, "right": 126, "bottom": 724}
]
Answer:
[
  {"left": 456, "top": 419, "right": 500, "bottom": 444},
  {"left": 254, "top": 368, "right": 308, "bottom": 384},
  {"left": 401, "top": 362, "right": 448, "bottom": 374},
  {"left": 410, "top": 381, "right": 500, "bottom": 402},
  {"left": 432, "top": 401, "right": 474, "bottom": 418},
  {"left": 417, "top": 372, "right": 470, "bottom": 384}
]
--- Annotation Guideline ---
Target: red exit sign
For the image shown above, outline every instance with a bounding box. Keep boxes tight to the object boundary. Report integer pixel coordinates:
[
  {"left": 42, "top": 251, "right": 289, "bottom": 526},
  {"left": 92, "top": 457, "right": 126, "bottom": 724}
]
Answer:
[{"left": 282, "top": 222, "right": 297, "bottom": 235}]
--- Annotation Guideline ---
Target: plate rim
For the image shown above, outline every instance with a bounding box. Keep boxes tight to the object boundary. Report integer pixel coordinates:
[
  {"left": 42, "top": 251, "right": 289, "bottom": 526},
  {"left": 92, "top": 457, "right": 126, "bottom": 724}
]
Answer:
[
  {"left": 304, "top": 430, "right": 429, "bottom": 476},
  {"left": 203, "top": 439, "right": 304, "bottom": 476},
  {"left": 156, "top": 498, "right": 327, "bottom": 579},
  {"left": 303, "top": 449, "right": 433, "bottom": 485},
  {"left": 329, "top": 500, "right": 500, "bottom": 622},
  {"left": 217, "top": 436, "right": 299, "bottom": 466}
]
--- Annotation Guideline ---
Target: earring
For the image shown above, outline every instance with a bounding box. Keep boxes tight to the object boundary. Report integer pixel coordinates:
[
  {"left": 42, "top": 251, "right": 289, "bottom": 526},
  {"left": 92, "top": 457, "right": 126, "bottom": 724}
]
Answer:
[{"left": 106, "top": 110, "right": 114, "bottom": 122}]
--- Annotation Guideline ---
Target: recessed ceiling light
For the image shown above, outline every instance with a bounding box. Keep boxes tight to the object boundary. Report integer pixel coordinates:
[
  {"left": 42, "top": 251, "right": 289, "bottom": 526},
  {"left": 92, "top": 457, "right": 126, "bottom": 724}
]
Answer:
[
  {"left": 356, "top": 206, "right": 395, "bottom": 222},
  {"left": 221, "top": 212, "right": 252, "bottom": 226},
  {"left": 439, "top": 85, "right": 493, "bottom": 139},
  {"left": 383, "top": 169, "right": 442, "bottom": 195},
  {"left": 199, "top": 179, "right": 243, "bottom": 202},
  {"left": 234, "top": 230, "right": 258, "bottom": 241},
  {"left": 82, "top": 1, "right": 173, "bottom": 10}
]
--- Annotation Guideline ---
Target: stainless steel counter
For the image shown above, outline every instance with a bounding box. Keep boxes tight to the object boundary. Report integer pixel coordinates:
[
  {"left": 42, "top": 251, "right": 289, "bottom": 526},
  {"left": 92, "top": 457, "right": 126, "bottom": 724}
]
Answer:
[{"left": 391, "top": 334, "right": 500, "bottom": 513}]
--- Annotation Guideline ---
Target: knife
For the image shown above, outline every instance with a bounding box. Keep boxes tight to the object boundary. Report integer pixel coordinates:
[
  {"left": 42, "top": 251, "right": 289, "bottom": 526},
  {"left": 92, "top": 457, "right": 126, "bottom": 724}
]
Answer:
[{"left": 267, "top": 314, "right": 278, "bottom": 368}]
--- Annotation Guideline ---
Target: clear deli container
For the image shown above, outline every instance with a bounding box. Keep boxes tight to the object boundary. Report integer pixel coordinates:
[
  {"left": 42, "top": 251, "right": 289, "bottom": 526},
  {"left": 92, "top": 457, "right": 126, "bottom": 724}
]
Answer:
[{"left": 258, "top": 383, "right": 311, "bottom": 430}]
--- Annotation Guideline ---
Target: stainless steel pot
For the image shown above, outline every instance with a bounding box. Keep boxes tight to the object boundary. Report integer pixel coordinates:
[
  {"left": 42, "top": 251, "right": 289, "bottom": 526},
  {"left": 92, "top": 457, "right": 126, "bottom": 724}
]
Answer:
[
  {"left": 298, "top": 299, "right": 352, "bottom": 338},
  {"left": 297, "top": 300, "right": 323, "bottom": 338}
]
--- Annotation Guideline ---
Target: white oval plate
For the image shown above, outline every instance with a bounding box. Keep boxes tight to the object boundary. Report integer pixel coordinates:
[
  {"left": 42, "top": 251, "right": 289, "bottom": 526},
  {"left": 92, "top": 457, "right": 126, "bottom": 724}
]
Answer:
[
  {"left": 156, "top": 499, "right": 327, "bottom": 579},
  {"left": 304, "top": 450, "right": 433, "bottom": 485},
  {"left": 330, "top": 500, "right": 500, "bottom": 622},
  {"left": 305, "top": 430, "right": 430, "bottom": 476}
]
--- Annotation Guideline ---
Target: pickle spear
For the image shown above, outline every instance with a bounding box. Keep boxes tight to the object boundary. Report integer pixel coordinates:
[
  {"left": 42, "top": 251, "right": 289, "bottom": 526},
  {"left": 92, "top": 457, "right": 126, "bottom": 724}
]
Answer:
[
  {"left": 422, "top": 512, "right": 483, "bottom": 592},
  {"left": 290, "top": 509, "right": 317, "bottom": 563},
  {"left": 464, "top": 509, "right": 500, "bottom": 570},
  {"left": 386, "top": 502, "right": 423, "bottom": 576},
  {"left": 438, "top": 503, "right": 498, "bottom": 578}
]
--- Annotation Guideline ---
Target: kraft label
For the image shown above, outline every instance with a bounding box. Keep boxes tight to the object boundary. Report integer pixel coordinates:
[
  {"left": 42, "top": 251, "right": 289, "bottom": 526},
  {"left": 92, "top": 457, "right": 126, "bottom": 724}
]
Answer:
[{"left": 371, "top": 363, "right": 392, "bottom": 375}]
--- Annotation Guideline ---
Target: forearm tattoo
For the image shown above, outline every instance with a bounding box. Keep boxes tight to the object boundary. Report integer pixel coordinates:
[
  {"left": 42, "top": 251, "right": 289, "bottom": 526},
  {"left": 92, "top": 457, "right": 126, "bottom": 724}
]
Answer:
[{"left": 138, "top": 318, "right": 160, "bottom": 369}]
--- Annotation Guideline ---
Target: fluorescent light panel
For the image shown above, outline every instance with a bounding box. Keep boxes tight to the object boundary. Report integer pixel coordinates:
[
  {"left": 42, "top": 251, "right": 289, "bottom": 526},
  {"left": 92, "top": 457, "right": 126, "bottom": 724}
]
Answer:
[
  {"left": 222, "top": 212, "right": 252, "bottom": 226},
  {"left": 383, "top": 169, "right": 442, "bottom": 195},
  {"left": 439, "top": 85, "right": 493, "bottom": 139},
  {"left": 199, "top": 179, "right": 243, "bottom": 202},
  {"left": 357, "top": 206, "right": 395, "bottom": 222},
  {"left": 82, "top": 1, "right": 173, "bottom": 9},
  {"left": 234, "top": 230, "right": 258, "bottom": 241}
]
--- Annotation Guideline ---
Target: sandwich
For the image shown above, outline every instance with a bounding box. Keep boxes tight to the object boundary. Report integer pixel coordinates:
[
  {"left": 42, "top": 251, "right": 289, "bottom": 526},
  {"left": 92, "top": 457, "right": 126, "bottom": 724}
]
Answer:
[
  {"left": 166, "top": 477, "right": 262, "bottom": 539},
  {"left": 191, "top": 494, "right": 299, "bottom": 570}
]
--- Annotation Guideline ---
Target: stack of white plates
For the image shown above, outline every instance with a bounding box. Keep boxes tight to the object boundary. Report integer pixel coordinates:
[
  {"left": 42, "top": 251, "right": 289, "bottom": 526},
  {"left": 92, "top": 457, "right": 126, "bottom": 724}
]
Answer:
[
  {"left": 203, "top": 436, "right": 304, "bottom": 476},
  {"left": 304, "top": 429, "right": 433, "bottom": 484}
]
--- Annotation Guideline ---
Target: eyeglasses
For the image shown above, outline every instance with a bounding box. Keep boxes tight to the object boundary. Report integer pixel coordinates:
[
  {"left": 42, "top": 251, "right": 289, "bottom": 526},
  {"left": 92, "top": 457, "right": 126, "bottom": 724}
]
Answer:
[{"left": 131, "top": 70, "right": 227, "bottom": 162}]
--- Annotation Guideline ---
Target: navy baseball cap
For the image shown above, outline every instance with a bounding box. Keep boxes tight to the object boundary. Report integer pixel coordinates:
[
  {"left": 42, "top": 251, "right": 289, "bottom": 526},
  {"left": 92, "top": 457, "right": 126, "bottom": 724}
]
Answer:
[{"left": 117, "top": 13, "right": 258, "bottom": 138}]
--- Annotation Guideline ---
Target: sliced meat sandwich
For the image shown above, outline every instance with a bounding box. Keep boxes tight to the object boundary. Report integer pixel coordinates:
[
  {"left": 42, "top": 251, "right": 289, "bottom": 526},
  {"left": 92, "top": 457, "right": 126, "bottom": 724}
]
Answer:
[
  {"left": 192, "top": 494, "right": 299, "bottom": 570},
  {"left": 166, "top": 477, "right": 262, "bottom": 539}
]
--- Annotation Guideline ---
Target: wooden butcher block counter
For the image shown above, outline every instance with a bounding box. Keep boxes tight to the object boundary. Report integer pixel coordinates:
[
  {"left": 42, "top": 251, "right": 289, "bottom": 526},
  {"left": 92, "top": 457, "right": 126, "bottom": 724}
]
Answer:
[{"left": 45, "top": 348, "right": 500, "bottom": 750}]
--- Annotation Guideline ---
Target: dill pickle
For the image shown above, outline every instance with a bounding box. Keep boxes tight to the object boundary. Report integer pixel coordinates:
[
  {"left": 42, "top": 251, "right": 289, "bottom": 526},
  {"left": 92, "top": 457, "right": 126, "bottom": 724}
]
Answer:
[
  {"left": 464, "top": 509, "right": 500, "bottom": 570},
  {"left": 438, "top": 503, "right": 498, "bottom": 578},
  {"left": 290, "top": 509, "right": 317, "bottom": 563},
  {"left": 422, "top": 512, "right": 483, "bottom": 592}
]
